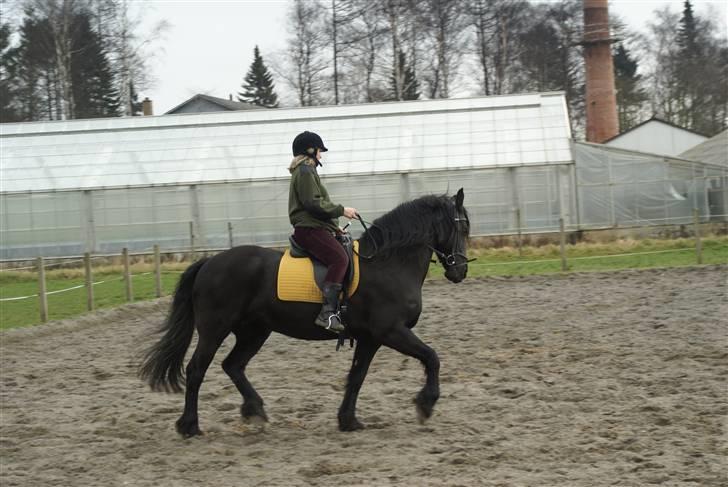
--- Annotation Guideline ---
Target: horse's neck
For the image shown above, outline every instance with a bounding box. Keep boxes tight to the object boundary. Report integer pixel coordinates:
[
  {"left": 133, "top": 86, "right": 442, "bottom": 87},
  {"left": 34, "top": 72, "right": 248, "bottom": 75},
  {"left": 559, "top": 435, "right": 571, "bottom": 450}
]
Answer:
[{"left": 361, "top": 244, "right": 433, "bottom": 283}]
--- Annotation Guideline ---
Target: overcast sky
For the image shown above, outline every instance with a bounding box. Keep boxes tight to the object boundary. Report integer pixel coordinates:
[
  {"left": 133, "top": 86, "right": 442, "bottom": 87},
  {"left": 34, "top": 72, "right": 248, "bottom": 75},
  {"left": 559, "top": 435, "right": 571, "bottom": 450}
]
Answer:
[{"left": 139, "top": 0, "right": 727, "bottom": 114}]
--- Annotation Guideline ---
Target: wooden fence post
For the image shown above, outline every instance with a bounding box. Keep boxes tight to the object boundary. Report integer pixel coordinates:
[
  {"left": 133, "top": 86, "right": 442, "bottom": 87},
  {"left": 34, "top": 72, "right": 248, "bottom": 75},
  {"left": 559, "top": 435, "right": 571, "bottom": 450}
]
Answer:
[
  {"left": 84, "top": 252, "right": 94, "bottom": 311},
  {"left": 559, "top": 218, "right": 568, "bottom": 272},
  {"left": 189, "top": 221, "right": 195, "bottom": 253},
  {"left": 515, "top": 208, "right": 523, "bottom": 257},
  {"left": 37, "top": 257, "right": 48, "bottom": 323},
  {"left": 154, "top": 244, "right": 162, "bottom": 298},
  {"left": 122, "top": 248, "right": 133, "bottom": 302},
  {"left": 228, "top": 222, "right": 234, "bottom": 249},
  {"left": 693, "top": 209, "right": 703, "bottom": 265}
]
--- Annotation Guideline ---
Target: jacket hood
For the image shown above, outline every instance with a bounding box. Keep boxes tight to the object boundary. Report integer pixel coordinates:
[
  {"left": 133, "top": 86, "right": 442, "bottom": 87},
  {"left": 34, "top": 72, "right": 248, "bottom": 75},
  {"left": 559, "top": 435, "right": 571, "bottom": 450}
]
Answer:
[{"left": 289, "top": 155, "right": 317, "bottom": 174}]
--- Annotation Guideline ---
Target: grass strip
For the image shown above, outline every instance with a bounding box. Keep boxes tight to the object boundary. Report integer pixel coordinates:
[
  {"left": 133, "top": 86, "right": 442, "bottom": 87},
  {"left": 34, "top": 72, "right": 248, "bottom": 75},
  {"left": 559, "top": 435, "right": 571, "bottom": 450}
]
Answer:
[{"left": 2, "top": 237, "right": 726, "bottom": 329}]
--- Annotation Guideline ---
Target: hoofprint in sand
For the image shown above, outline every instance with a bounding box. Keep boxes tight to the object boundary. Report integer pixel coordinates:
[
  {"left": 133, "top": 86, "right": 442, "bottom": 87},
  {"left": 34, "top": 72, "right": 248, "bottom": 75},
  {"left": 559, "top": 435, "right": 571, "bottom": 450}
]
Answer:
[{"left": 1, "top": 266, "right": 725, "bottom": 487}]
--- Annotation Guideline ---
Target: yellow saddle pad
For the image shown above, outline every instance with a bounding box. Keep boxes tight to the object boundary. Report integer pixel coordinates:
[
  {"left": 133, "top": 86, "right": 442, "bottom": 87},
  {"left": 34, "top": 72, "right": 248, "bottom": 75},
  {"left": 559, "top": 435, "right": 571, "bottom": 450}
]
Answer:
[{"left": 277, "top": 241, "right": 360, "bottom": 303}]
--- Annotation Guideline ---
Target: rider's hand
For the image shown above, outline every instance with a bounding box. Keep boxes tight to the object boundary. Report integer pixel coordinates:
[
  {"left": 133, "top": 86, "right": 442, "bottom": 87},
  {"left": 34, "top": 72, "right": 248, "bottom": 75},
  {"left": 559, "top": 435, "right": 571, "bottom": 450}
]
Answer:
[{"left": 343, "top": 207, "right": 358, "bottom": 219}]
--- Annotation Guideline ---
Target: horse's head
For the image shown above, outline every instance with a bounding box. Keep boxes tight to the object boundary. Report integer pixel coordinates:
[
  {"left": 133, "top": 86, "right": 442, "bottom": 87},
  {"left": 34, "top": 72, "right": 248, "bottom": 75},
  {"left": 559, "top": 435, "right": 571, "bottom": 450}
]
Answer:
[{"left": 434, "top": 188, "right": 471, "bottom": 283}]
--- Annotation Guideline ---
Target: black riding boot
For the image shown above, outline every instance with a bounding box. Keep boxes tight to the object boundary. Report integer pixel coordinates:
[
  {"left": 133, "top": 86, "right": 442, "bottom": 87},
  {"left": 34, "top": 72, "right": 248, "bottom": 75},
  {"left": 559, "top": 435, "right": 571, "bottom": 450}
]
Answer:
[{"left": 315, "top": 282, "right": 345, "bottom": 332}]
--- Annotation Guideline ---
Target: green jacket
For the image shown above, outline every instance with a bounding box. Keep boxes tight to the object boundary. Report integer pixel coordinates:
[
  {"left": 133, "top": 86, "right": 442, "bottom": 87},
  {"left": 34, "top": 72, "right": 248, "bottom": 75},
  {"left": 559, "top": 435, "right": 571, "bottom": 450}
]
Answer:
[{"left": 288, "top": 157, "right": 344, "bottom": 232}]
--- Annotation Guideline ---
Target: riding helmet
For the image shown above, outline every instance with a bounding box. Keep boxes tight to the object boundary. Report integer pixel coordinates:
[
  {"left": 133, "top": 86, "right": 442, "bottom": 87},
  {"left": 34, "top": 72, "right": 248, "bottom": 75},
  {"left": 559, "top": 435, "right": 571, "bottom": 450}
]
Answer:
[{"left": 292, "top": 131, "right": 328, "bottom": 157}]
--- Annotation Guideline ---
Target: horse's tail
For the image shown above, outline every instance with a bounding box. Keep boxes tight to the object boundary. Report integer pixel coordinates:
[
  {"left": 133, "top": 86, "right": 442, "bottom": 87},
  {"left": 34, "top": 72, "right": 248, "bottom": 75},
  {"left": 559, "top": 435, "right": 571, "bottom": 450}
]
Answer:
[{"left": 138, "top": 258, "right": 209, "bottom": 393}]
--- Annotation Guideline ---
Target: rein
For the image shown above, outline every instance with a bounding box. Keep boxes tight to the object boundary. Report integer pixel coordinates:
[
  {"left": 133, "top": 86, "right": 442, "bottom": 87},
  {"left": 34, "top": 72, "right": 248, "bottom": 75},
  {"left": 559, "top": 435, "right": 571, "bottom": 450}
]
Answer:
[{"left": 353, "top": 214, "right": 379, "bottom": 260}]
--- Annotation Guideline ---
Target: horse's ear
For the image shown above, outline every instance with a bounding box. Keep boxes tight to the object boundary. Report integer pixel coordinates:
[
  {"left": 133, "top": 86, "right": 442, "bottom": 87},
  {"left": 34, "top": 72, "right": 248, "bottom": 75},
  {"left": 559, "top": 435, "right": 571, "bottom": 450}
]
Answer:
[{"left": 455, "top": 188, "right": 464, "bottom": 208}]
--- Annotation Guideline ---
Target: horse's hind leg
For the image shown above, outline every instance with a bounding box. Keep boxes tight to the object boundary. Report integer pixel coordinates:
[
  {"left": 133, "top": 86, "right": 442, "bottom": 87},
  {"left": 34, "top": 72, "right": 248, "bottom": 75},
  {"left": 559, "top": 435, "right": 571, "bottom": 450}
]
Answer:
[
  {"left": 176, "top": 329, "right": 227, "bottom": 438},
  {"left": 222, "top": 326, "right": 271, "bottom": 424}
]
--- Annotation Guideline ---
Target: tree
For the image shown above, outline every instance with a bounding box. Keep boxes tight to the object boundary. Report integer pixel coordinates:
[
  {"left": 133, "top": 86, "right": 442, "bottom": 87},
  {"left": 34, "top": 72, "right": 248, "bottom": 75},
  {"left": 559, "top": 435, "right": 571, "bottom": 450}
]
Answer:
[
  {"left": 465, "top": 0, "right": 496, "bottom": 95},
  {"left": 128, "top": 81, "right": 143, "bottom": 116},
  {"left": 339, "top": 0, "right": 388, "bottom": 103},
  {"left": 99, "top": 0, "right": 168, "bottom": 116},
  {"left": 3, "top": 4, "right": 121, "bottom": 122},
  {"left": 238, "top": 46, "right": 279, "bottom": 108},
  {"left": 518, "top": 1, "right": 585, "bottom": 132},
  {"left": 23, "top": 0, "right": 90, "bottom": 120},
  {"left": 390, "top": 50, "right": 418, "bottom": 100},
  {"left": 463, "top": 0, "right": 531, "bottom": 96},
  {"left": 6, "top": 12, "right": 57, "bottom": 121},
  {"left": 71, "top": 12, "right": 120, "bottom": 118},
  {"left": 0, "top": 22, "right": 23, "bottom": 122},
  {"left": 276, "top": 0, "right": 330, "bottom": 106},
  {"left": 643, "top": 1, "right": 727, "bottom": 135},
  {"left": 381, "top": 0, "right": 408, "bottom": 101},
  {"left": 613, "top": 43, "right": 647, "bottom": 131},
  {"left": 416, "top": 0, "right": 466, "bottom": 98}
]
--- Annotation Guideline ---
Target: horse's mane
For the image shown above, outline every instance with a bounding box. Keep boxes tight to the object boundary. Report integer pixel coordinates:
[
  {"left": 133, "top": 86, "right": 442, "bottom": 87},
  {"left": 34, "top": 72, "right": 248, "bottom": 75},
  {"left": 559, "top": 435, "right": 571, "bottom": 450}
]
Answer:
[{"left": 358, "top": 194, "right": 469, "bottom": 258}]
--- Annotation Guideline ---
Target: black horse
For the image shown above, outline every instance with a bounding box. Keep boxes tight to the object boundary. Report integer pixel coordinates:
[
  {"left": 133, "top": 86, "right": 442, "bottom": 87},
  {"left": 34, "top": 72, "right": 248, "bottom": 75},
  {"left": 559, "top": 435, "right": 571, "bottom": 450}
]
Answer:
[{"left": 139, "top": 189, "right": 471, "bottom": 437}]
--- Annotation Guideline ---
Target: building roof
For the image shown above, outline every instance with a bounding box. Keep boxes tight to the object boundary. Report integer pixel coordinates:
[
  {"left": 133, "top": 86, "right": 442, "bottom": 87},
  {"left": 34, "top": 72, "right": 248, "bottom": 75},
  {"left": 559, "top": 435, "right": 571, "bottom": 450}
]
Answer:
[
  {"left": 165, "top": 94, "right": 258, "bottom": 114},
  {"left": 678, "top": 129, "right": 728, "bottom": 167},
  {"left": 603, "top": 116, "right": 710, "bottom": 144},
  {"left": 0, "top": 92, "right": 573, "bottom": 193}
]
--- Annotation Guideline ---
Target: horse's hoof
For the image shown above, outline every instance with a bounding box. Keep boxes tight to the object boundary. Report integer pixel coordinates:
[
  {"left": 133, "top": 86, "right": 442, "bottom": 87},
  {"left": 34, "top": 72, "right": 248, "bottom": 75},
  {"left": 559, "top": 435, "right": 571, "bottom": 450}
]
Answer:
[
  {"left": 241, "top": 403, "right": 268, "bottom": 423},
  {"left": 414, "top": 395, "right": 435, "bottom": 423},
  {"left": 176, "top": 418, "right": 202, "bottom": 438},
  {"left": 339, "top": 417, "right": 365, "bottom": 432},
  {"left": 244, "top": 414, "right": 268, "bottom": 427}
]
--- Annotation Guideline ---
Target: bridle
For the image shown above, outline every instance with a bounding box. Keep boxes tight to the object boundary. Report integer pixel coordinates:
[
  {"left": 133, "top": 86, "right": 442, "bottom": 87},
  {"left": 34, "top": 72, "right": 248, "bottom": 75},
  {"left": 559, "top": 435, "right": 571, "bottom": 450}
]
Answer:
[{"left": 428, "top": 214, "right": 476, "bottom": 270}]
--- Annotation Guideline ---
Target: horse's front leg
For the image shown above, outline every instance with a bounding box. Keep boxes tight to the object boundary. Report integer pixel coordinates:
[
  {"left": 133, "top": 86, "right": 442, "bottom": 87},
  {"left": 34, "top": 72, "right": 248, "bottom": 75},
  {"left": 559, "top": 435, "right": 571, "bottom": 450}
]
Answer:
[
  {"left": 377, "top": 325, "right": 440, "bottom": 422},
  {"left": 338, "top": 338, "right": 380, "bottom": 431}
]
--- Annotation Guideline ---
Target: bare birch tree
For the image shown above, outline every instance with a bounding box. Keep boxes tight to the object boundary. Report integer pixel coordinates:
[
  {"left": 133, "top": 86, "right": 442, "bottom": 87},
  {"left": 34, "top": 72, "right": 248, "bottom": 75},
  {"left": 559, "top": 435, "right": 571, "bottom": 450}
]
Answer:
[
  {"left": 25, "top": 0, "right": 88, "bottom": 119},
  {"left": 381, "top": 0, "right": 408, "bottom": 100},
  {"left": 100, "top": 0, "right": 168, "bottom": 116},
  {"left": 334, "top": 0, "right": 387, "bottom": 103},
  {"left": 416, "top": 0, "right": 466, "bottom": 98},
  {"left": 277, "top": 0, "right": 330, "bottom": 106},
  {"left": 465, "top": 0, "right": 497, "bottom": 95}
]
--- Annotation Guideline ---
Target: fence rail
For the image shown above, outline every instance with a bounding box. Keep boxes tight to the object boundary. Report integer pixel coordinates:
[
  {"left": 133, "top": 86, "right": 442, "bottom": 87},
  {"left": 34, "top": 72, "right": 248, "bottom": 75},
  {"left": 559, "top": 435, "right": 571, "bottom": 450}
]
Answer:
[{"left": 0, "top": 212, "right": 713, "bottom": 324}]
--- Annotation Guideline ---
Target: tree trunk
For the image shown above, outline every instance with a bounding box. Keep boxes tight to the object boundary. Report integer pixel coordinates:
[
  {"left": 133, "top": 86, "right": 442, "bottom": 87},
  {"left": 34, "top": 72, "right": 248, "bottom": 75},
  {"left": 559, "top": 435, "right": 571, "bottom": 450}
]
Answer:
[
  {"left": 332, "top": 0, "right": 339, "bottom": 104},
  {"left": 388, "top": 2, "right": 402, "bottom": 100}
]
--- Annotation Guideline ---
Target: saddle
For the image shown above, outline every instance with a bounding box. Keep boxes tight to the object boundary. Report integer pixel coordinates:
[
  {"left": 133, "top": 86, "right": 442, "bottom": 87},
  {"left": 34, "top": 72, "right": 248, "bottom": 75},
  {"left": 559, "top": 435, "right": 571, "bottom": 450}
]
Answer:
[{"left": 277, "top": 234, "right": 360, "bottom": 303}]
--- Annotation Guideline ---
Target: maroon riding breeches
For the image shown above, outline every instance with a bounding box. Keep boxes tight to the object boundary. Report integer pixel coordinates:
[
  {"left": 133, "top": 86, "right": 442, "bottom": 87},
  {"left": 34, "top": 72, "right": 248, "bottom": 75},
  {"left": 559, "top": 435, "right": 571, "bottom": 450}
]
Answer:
[{"left": 293, "top": 227, "right": 348, "bottom": 284}]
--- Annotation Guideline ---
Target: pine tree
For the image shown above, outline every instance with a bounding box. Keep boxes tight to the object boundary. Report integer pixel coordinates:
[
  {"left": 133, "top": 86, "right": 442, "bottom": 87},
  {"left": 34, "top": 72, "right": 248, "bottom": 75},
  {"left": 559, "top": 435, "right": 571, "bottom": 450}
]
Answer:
[
  {"left": 613, "top": 43, "right": 647, "bottom": 131},
  {"left": 390, "top": 50, "right": 419, "bottom": 101},
  {"left": 646, "top": 0, "right": 727, "bottom": 135},
  {"left": 9, "top": 14, "right": 54, "bottom": 121},
  {"left": 71, "top": 12, "right": 120, "bottom": 118},
  {"left": 677, "top": 0, "right": 698, "bottom": 55},
  {"left": 675, "top": 0, "right": 704, "bottom": 129},
  {"left": 238, "top": 46, "right": 279, "bottom": 108}
]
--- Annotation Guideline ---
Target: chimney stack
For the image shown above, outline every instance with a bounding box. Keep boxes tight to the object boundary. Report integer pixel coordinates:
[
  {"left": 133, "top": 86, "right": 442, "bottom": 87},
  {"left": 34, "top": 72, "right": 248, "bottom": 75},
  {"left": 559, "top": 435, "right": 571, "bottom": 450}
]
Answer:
[
  {"left": 583, "top": 0, "right": 619, "bottom": 143},
  {"left": 142, "top": 97, "right": 154, "bottom": 116}
]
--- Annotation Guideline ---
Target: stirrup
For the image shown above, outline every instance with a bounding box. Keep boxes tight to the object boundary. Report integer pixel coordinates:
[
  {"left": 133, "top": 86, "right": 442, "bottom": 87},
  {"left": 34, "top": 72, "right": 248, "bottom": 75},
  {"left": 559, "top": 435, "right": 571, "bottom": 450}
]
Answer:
[
  {"left": 318, "top": 311, "right": 344, "bottom": 332},
  {"left": 326, "top": 313, "right": 342, "bottom": 330}
]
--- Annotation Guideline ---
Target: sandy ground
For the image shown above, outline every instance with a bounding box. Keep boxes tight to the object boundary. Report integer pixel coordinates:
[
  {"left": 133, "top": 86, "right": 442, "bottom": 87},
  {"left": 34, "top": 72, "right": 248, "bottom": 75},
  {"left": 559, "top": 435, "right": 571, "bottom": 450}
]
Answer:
[{"left": 1, "top": 265, "right": 726, "bottom": 487}]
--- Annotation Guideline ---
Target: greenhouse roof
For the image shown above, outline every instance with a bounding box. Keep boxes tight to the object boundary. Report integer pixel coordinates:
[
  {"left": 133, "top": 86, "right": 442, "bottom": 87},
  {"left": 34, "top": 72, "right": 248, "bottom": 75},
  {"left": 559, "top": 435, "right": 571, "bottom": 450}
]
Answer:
[
  {"left": 678, "top": 130, "right": 728, "bottom": 167},
  {"left": 0, "top": 92, "right": 573, "bottom": 193},
  {"left": 574, "top": 141, "right": 728, "bottom": 173}
]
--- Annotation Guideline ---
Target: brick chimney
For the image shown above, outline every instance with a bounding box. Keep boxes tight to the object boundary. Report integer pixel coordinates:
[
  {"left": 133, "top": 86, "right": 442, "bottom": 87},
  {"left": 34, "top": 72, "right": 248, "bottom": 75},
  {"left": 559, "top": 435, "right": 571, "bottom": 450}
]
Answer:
[
  {"left": 583, "top": 0, "right": 619, "bottom": 143},
  {"left": 142, "top": 97, "right": 154, "bottom": 116}
]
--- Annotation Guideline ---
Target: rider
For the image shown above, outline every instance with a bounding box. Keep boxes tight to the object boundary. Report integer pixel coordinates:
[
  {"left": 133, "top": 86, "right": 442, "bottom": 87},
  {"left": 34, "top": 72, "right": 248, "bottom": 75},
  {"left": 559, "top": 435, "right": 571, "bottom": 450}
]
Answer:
[{"left": 288, "top": 131, "right": 358, "bottom": 332}]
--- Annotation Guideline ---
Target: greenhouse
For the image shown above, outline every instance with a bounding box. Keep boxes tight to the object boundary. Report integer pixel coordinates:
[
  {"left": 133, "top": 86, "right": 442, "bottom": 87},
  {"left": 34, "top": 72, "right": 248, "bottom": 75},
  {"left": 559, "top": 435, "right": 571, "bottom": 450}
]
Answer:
[{"left": 1, "top": 92, "right": 725, "bottom": 259}]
